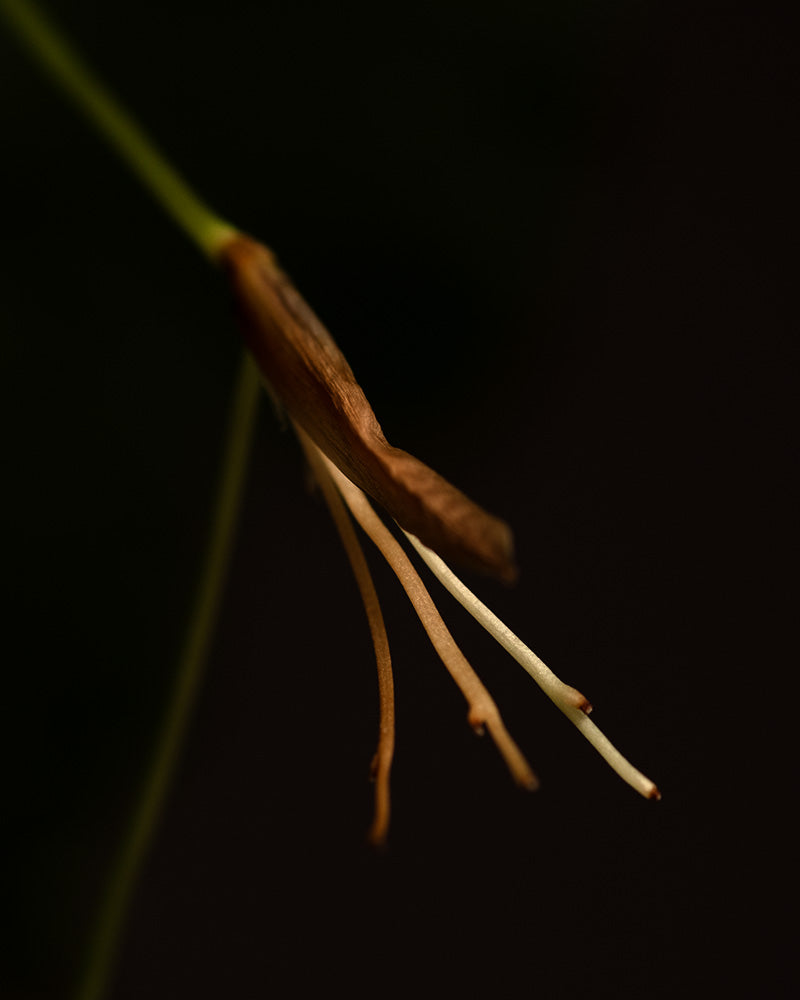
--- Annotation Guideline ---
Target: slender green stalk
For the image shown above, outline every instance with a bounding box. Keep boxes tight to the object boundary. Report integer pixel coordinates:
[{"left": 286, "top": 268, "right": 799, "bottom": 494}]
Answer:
[
  {"left": 0, "top": 2, "right": 260, "bottom": 994},
  {"left": 76, "top": 353, "right": 261, "bottom": 1000},
  {"left": 0, "top": 0, "right": 237, "bottom": 258}
]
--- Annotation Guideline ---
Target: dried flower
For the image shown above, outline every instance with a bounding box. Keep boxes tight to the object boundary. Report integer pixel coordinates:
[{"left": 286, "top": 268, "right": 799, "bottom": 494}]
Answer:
[
  {"left": 218, "top": 232, "right": 660, "bottom": 845},
  {"left": 1, "top": 7, "right": 660, "bottom": 997},
  {"left": 220, "top": 234, "right": 516, "bottom": 582}
]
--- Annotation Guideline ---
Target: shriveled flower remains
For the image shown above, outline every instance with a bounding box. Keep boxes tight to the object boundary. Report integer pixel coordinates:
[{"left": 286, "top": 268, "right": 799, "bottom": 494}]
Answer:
[{"left": 220, "top": 234, "right": 660, "bottom": 845}]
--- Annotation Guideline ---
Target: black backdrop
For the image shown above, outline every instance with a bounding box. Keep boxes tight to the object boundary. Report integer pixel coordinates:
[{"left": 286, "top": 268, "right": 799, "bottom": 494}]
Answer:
[{"left": 1, "top": 2, "right": 794, "bottom": 997}]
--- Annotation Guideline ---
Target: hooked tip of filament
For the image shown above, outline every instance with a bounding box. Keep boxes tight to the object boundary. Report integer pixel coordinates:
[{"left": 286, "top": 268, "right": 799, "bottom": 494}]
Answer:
[
  {"left": 521, "top": 770, "right": 540, "bottom": 792},
  {"left": 467, "top": 708, "right": 486, "bottom": 735},
  {"left": 366, "top": 826, "right": 390, "bottom": 851},
  {"left": 564, "top": 686, "right": 592, "bottom": 714},
  {"left": 647, "top": 784, "right": 662, "bottom": 801}
]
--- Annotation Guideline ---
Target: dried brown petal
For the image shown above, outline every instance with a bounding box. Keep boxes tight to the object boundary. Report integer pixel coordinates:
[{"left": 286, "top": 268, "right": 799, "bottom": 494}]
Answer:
[{"left": 219, "top": 234, "right": 517, "bottom": 582}]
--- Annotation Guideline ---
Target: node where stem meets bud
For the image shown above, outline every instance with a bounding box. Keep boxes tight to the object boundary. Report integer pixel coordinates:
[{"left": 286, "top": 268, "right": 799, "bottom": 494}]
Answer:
[{"left": 219, "top": 233, "right": 517, "bottom": 583}]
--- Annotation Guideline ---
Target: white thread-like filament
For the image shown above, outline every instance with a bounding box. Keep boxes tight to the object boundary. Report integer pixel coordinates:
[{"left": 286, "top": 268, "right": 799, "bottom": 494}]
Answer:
[{"left": 404, "top": 531, "right": 660, "bottom": 800}]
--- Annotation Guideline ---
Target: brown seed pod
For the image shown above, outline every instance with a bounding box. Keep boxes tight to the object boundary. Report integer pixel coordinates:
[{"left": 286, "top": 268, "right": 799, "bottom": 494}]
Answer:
[{"left": 219, "top": 234, "right": 517, "bottom": 582}]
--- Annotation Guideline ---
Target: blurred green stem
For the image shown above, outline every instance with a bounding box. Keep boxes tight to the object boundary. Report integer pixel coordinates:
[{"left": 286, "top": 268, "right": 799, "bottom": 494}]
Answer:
[
  {"left": 0, "top": 1, "right": 262, "bottom": 996},
  {"left": 0, "top": 0, "right": 237, "bottom": 258},
  {"left": 77, "top": 353, "right": 261, "bottom": 1000}
]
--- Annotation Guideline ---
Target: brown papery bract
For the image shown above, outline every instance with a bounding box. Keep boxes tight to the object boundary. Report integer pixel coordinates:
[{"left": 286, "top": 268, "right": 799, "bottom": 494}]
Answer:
[{"left": 219, "top": 234, "right": 517, "bottom": 583}]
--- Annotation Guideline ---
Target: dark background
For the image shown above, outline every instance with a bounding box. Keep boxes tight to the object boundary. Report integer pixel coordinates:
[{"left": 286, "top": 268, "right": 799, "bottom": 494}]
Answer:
[{"left": 1, "top": 1, "right": 795, "bottom": 997}]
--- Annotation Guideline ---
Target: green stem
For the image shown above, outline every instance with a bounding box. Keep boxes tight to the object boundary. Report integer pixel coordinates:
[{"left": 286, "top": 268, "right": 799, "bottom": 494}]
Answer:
[
  {"left": 1, "top": 3, "right": 261, "bottom": 992},
  {"left": 76, "top": 353, "right": 261, "bottom": 1000},
  {"left": 0, "top": 0, "right": 237, "bottom": 258}
]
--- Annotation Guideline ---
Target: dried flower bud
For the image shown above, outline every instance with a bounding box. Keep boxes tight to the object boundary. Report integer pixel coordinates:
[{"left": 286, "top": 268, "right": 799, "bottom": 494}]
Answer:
[{"left": 220, "top": 234, "right": 517, "bottom": 582}]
